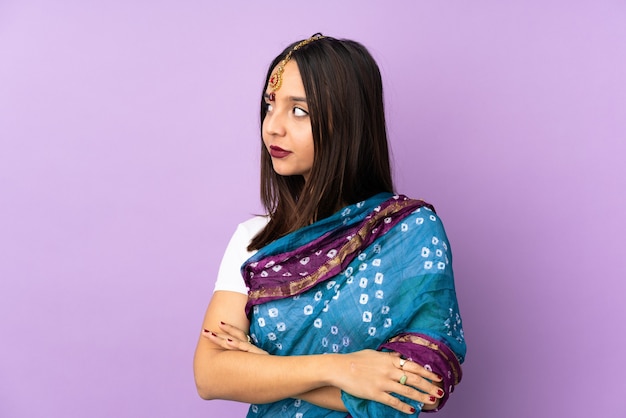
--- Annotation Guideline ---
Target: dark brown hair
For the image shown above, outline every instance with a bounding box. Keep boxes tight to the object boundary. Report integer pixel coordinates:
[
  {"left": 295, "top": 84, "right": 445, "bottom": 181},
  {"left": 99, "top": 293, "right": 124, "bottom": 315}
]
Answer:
[{"left": 248, "top": 35, "right": 394, "bottom": 251}]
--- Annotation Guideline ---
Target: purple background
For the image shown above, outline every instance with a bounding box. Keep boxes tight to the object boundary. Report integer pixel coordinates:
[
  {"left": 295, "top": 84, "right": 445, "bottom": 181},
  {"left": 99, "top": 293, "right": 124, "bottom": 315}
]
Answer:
[{"left": 1, "top": 1, "right": 625, "bottom": 417}]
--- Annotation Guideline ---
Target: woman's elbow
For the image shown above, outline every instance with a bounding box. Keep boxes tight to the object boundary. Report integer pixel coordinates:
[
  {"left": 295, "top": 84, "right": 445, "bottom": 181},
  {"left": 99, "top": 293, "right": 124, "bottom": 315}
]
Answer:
[
  {"left": 195, "top": 378, "right": 218, "bottom": 400},
  {"left": 194, "top": 361, "right": 220, "bottom": 400},
  {"left": 196, "top": 388, "right": 213, "bottom": 401}
]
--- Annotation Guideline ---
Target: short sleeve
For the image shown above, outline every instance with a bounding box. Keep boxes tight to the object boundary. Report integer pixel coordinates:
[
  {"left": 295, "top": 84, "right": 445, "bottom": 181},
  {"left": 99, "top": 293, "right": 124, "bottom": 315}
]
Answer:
[{"left": 213, "top": 216, "right": 269, "bottom": 294}]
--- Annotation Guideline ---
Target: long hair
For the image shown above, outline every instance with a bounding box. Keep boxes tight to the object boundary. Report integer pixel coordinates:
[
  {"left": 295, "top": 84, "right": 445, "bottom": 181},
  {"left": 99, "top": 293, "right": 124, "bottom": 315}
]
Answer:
[{"left": 248, "top": 35, "right": 394, "bottom": 251}]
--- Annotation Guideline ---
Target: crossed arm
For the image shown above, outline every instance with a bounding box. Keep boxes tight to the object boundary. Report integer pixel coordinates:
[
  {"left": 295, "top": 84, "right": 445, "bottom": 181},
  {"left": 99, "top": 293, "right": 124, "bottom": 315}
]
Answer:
[{"left": 193, "top": 291, "right": 444, "bottom": 415}]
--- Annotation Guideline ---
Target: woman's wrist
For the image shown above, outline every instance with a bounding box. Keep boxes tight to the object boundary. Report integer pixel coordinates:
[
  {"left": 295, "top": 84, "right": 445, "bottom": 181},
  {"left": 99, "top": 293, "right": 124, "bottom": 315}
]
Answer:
[{"left": 317, "top": 353, "right": 342, "bottom": 388}]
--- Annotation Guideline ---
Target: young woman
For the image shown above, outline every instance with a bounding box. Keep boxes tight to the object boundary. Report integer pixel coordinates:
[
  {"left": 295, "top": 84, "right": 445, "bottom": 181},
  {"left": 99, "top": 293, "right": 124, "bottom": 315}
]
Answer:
[{"left": 194, "top": 34, "right": 466, "bottom": 417}]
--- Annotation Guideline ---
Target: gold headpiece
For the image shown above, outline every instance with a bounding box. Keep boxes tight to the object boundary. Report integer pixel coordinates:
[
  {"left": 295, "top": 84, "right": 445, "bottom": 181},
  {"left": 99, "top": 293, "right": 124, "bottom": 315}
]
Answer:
[{"left": 268, "top": 33, "right": 325, "bottom": 92}]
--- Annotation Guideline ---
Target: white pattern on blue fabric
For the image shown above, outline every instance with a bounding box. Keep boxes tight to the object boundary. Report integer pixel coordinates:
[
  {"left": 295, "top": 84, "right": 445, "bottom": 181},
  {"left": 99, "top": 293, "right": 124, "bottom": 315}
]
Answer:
[{"left": 374, "top": 272, "right": 384, "bottom": 284}]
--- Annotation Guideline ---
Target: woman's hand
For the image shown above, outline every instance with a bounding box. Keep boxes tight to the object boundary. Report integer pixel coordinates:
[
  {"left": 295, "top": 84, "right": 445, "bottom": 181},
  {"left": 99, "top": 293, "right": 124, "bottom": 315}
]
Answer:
[
  {"left": 331, "top": 350, "right": 444, "bottom": 414},
  {"left": 202, "top": 321, "right": 269, "bottom": 355}
]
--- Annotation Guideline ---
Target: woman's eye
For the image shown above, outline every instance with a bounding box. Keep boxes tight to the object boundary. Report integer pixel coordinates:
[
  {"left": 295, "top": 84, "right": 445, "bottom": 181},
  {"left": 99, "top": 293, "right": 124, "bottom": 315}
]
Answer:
[{"left": 293, "top": 107, "right": 308, "bottom": 117}]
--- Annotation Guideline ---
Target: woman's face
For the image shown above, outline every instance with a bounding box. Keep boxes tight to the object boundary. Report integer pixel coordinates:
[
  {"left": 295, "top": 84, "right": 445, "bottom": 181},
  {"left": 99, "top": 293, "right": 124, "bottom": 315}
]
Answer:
[{"left": 262, "top": 61, "right": 314, "bottom": 182}]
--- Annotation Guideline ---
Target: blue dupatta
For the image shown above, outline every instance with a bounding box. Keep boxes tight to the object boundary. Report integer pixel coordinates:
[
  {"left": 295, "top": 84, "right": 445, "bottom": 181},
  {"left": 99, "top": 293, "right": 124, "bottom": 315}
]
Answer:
[{"left": 243, "top": 193, "right": 466, "bottom": 417}]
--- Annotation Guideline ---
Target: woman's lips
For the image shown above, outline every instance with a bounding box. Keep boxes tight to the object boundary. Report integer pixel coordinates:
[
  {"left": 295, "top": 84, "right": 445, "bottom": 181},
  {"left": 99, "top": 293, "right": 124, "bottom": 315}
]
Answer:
[{"left": 269, "top": 145, "right": 292, "bottom": 158}]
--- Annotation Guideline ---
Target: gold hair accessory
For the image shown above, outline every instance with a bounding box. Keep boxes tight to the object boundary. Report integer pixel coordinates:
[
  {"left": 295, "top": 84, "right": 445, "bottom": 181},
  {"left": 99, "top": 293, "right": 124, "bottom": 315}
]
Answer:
[{"left": 268, "top": 33, "right": 325, "bottom": 92}]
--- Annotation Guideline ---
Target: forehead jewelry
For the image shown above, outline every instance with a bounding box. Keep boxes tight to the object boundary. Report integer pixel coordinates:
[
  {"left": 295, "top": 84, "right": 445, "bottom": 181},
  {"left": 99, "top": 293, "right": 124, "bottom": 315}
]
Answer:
[{"left": 268, "top": 33, "right": 325, "bottom": 92}]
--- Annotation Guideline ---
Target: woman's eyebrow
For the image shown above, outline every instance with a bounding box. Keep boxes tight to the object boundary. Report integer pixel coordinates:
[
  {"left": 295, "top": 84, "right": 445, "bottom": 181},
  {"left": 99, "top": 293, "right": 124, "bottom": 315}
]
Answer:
[{"left": 263, "top": 92, "right": 307, "bottom": 103}]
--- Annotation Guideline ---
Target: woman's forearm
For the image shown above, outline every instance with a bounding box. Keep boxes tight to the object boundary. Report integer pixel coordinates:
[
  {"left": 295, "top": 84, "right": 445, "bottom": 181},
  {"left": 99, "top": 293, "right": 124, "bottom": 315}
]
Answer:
[
  {"left": 194, "top": 345, "right": 338, "bottom": 403},
  {"left": 296, "top": 386, "right": 347, "bottom": 412}
]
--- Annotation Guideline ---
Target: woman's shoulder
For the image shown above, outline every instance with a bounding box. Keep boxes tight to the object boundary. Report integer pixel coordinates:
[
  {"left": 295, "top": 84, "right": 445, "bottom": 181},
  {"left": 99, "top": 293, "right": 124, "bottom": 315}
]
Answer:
[
  {"left": 392, "top": 196, "right": 450, "bottom": 242},
  {"left": 222, "top": 215, "right": 269, "bottom": 257},
  {"left": 237, "top": 215, "right": 269, "bottom": 237},
  {"left": 213, "top": 215, "right": 269, "bottom": 294}
]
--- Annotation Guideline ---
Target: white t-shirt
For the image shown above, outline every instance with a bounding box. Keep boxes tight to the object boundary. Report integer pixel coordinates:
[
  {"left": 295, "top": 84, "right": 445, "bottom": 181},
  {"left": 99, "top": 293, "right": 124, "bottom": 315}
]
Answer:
[{"left": 213, "top": 216, "right": 269, "bottom": 295}]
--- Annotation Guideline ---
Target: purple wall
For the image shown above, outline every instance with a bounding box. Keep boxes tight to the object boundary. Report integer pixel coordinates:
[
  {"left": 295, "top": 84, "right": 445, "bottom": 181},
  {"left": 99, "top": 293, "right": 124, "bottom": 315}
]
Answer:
[{"left": 1, "top": 1, "right": 625, "bottom": 417}]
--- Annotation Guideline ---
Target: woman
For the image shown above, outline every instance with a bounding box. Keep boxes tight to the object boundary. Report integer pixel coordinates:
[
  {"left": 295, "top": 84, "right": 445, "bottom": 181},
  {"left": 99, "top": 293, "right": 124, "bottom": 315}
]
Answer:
[{"left": 194, "top": 34, "right": 466, "bottom": 417}]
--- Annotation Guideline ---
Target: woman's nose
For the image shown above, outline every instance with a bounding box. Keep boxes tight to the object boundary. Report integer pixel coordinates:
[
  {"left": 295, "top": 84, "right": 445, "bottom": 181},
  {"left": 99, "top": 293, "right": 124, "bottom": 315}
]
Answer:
[{"left": 263, "top": 111, "right": 286, "bottom": 136}]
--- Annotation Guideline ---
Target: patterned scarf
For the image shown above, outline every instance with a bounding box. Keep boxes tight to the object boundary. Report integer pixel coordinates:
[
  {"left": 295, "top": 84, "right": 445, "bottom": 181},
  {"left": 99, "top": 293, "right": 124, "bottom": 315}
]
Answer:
[{"left": 243, "top": 193, "right": 465, "bottom": 417}]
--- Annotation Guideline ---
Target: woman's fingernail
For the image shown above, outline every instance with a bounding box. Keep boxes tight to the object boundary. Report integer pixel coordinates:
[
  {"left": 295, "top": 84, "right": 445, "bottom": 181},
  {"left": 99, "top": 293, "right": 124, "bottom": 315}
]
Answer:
[
  {"left": 227, "top": 338, "right": 233, "bottom": 342},
  {"left": 211, "top": 332, "right": 217, "bottom": 337},
  {"left": 437, "top": 389, "right": 444, "bottom": 396},
  {"left": 220, "top": 321, "right": 225, "bottom": 325},
  {"left": 429, "top": 396, "right": 436, "bottom": 402},
  {"left": 203, "top": 329, "right": 210, "bottom": 333},
  {"left": 410, "top": 407, "right": 416, "bottom": 413}
]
